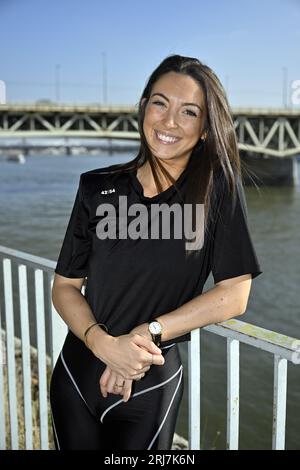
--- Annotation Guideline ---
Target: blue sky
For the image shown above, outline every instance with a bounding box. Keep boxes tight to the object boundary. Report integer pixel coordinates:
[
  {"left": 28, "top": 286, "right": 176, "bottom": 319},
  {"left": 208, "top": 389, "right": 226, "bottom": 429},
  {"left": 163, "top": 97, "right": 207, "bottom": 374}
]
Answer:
[{"left": 0, "top": 0, "right": 299, "bottom": 107}]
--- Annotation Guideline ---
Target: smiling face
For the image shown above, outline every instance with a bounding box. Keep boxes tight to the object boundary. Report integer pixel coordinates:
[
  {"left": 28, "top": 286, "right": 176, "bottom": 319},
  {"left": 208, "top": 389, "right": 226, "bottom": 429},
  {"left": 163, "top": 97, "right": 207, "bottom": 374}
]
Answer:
[{"left": 142, "top": 71, "right": 207, "bottom": 167}]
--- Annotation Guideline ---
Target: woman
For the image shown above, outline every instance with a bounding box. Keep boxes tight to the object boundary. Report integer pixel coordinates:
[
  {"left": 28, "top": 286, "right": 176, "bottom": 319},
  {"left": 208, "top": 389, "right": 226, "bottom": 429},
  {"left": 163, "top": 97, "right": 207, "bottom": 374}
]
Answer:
[{"left": 50, "top": 54, "right": 262, "bottom": 450}]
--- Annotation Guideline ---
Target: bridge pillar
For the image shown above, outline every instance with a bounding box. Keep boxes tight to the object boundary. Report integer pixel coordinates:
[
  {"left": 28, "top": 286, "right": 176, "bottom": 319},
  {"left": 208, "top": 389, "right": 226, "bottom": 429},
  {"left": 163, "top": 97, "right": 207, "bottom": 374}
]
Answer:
[{"left": 241, "top": 152, "right": 299, "bottom": 187}]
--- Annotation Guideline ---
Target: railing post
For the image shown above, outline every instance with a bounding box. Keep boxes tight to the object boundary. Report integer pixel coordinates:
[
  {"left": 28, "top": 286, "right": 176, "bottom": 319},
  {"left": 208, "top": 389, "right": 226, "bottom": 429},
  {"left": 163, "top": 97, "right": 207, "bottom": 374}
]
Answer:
[
  {"left": 34, "top": 268, "right": 48, "bottom": 450},
  {"left": 3, "top": 258, "right": 19, "bottom": 449},
  {"left": 18, "top": 264, "right": 33, "bottom": 450},
  {"left": 272, "top": 354, "right": 287, "bottom": 450},
  {"left": 227, "top": 338, "right": 240, "bottom": 449},
  {"left": 188, "top": 328, "right": 201, "bottom": 450},
  {"left": 47, "top": 273, "right": 67, "bottom": 370},
  {"left": 0, "top": 305, "right": 7, "bottom": 450}
]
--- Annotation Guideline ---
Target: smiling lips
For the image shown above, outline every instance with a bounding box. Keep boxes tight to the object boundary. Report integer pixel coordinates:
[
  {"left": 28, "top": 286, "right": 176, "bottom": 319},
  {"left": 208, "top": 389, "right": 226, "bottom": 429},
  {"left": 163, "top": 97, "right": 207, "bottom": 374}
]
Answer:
[{"left": 155, "top": 130, "right": 181, "bottom": 144}]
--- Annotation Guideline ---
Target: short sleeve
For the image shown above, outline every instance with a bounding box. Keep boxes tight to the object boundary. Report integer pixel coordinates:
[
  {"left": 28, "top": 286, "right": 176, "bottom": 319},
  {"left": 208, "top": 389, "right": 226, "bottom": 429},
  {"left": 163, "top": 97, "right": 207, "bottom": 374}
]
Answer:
[
  {"left": 210, "top": 173, "right": 263, "bottom": 283},
  {"left": 54, "top": 174, "right": 92, "bottom": 278}
]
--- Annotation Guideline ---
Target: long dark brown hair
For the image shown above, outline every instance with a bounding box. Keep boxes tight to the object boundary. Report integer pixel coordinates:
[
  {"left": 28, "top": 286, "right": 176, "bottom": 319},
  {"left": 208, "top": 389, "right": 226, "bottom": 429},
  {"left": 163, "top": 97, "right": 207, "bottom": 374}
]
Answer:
[{"left": 107, "top": 54, "right": 244, "bottom": 241}]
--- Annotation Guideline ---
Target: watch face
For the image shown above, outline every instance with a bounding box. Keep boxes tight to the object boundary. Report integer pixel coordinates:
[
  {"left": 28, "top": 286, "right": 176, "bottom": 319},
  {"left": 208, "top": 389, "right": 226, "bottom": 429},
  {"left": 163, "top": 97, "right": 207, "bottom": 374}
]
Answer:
[{"left": 149, "top": 321, "right": 162, "bottom": 335}]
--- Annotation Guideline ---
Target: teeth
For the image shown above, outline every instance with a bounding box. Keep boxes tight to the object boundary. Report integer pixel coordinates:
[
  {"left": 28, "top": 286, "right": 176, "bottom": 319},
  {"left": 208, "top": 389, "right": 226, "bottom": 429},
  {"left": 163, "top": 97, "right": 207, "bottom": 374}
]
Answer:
[{"left": 156, "top": 131, "right": 179, "bottom": 143}]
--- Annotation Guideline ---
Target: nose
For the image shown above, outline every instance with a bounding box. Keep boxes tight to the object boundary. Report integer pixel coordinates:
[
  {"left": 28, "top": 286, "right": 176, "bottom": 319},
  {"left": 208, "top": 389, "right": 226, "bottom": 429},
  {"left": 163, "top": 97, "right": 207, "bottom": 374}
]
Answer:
[{"left": 162, "top": 107, "right": 178, "bottom": 128}]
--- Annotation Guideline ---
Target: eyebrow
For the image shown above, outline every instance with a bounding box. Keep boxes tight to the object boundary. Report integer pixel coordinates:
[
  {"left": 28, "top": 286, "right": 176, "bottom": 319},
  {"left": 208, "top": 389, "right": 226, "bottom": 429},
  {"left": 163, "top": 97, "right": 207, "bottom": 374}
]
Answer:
[{"left": 150, "top": 92, "right": 203, "bottom": 112}]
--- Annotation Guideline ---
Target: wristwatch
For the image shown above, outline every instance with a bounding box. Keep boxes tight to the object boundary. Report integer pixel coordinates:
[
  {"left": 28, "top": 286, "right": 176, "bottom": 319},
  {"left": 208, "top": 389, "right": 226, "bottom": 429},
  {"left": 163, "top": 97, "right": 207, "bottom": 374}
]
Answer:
[{"left": 148, "top": 319, "right": 162, "bottom": 347}]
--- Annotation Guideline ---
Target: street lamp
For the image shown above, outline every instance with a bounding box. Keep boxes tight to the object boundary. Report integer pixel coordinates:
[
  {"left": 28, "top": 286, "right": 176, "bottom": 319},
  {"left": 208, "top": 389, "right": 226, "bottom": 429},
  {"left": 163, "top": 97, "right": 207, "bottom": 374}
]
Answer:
[
  {"left": 102, "top": 52, "right": 107, "bottom": 105},
  {"left": 55, "top": 64, "right": 61, "bottom": 103}
]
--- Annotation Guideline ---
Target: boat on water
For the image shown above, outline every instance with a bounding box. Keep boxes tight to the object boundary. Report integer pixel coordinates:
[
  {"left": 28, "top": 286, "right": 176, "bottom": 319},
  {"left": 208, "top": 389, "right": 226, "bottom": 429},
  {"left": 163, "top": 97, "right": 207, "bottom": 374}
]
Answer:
[{"left": 5, "top": 153, "right": 26, "bottom": 164}]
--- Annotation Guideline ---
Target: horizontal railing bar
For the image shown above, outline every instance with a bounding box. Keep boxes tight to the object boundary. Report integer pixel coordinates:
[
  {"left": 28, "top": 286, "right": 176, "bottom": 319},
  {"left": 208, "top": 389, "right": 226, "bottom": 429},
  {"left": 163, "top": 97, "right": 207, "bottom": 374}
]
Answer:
[
  {"left": 204, "top": 319, "right": 298, "bottom": 362},
  {"left": 0, "top": 245, "right": 56, "bottom": 272}
]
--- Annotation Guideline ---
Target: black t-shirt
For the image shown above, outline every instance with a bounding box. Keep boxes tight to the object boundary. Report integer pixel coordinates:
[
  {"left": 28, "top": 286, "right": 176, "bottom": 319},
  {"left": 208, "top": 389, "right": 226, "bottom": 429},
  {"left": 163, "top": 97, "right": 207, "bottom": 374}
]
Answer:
[{"left": 55, "top": 154, "right": 263, "bottom": 348}]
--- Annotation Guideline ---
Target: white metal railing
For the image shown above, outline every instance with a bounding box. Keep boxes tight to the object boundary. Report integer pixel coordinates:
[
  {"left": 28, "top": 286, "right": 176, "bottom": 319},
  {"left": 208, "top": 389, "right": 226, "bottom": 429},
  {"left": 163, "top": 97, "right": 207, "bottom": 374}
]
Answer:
[
  {"left": 188, "top": 320, "right": 300, "bottom": 450},
  {"left": 0, "top": 245, "right": 67, "bottom": 450},
  {"left": 0, "top": 245, "right": 299, "bottom": 450}
]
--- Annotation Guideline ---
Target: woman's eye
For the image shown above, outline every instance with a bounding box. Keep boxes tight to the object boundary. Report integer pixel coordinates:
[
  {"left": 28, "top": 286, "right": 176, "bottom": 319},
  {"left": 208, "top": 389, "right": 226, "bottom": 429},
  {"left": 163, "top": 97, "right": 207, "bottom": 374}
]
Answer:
[
  {"left": 152, "top": 100, "right": 165, "bottom": 106},
  {"left": 184, "top": 109, "right": 197, "bottom": 117},
  {"left": 152, "top": 101, "right": 197, "bottom": 117}
]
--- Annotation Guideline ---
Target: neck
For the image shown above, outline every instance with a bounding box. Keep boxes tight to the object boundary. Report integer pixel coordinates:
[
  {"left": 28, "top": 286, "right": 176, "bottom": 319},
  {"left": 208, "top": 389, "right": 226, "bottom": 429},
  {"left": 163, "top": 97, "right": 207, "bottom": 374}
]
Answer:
[{"left": 148, "top": 155, "right": 190, "bottom": 182}]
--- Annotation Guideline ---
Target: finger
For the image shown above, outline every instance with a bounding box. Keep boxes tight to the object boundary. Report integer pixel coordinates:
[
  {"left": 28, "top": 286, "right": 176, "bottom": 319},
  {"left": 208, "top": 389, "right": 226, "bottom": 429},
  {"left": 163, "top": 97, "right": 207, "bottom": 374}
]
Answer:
[
  {"left": 151, "top": 354, "right": 165, "bottom": 366},
  {"left": 140, "top": 351, "right": 165, "bottom": 366},
  {"left": 131, "top": 365, "right": 150, "bottom": 376},
  {"left": 133, "top": 372, "right": 145, "bottom": 381},
  {"left": 127, "top": 361, "right": 152, "bottom": 379},
  {"left": 106, "top": 370, "right": 118, "bottom": 394},
  {"left": 109, "top": 373, "right": 126, "bottom": 396},
  {"left": 126, "top": 366, "right": 144, "bottom": 380},
  {"left": 132, "top": 334, "right": 162, "bottom": 355},
  {"left": 122, "top": 380, "right": 132, "bottom": 402},
  {"left": 125, "top": 362, "right": 150, "bottom": 379},
  {"left": 113, "top": 374, "right": 126, "bottom": 396},
  {"left": 99, "top": 367, "right": 111, "bottom": 397}
]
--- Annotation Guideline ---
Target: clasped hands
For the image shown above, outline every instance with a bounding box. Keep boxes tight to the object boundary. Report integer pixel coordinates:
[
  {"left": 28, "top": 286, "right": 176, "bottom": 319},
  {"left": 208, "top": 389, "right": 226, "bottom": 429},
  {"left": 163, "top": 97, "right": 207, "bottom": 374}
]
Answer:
[{"left": 98, "top": 323, "right": 164, "bottom": 402}]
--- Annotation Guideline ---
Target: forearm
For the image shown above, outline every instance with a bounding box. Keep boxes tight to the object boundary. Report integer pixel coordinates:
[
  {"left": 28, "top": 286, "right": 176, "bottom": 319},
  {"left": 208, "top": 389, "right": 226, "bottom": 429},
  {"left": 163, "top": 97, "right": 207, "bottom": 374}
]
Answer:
[
  {"left": 51, "top": 284, "right": 162, "bottom": 378},
  {"left": 156, "top": 284, "right": 246, "bottom": 343},
  {"left": 51, "top": 284, "right": 110, "bottom": 348}
]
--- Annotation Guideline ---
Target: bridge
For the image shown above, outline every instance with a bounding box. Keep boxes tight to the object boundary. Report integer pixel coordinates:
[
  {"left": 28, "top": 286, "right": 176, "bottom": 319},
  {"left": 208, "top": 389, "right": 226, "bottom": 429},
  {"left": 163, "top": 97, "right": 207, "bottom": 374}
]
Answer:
[
  {"left": 0, "top": 103, "right": 300, "bottom": 158},
  {"left": 1, "top": 104, "right": 299, "bottom": 185}
]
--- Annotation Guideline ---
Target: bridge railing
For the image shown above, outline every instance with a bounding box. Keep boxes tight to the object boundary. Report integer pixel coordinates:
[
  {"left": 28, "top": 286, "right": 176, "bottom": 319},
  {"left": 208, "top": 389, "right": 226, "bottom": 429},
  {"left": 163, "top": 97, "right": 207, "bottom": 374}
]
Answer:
[{"left": 0, "top": 245, "right": 299, "bottom": 450}]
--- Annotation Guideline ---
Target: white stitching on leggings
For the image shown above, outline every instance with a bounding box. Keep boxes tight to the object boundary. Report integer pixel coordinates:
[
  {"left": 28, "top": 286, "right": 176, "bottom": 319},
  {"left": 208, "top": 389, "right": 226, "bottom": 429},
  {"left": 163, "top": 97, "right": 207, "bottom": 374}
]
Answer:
[
  {"left": 49, "top": 398, "right": 60, "bottom": 450},
  {"left": 60, "top": 350, "right": 95, "bottom": 416},
  {"left": 147, "top": 365, "right": 183, "bottom": 449},
  {"left": 160, "top": 343, "right": 175, "bottom": 350},
  {"left": 100, "top": 364, "right": 183, "bottom": 423}
]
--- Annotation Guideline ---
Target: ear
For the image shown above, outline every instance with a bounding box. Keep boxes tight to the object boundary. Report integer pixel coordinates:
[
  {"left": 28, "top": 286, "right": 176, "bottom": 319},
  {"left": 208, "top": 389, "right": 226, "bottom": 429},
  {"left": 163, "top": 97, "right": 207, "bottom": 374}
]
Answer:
[
  {"left": 141, "top": 97, "right": 147, "bottom": 107},
  {"left": 201, "top": 130, "right": 208, "bottom": 140}
]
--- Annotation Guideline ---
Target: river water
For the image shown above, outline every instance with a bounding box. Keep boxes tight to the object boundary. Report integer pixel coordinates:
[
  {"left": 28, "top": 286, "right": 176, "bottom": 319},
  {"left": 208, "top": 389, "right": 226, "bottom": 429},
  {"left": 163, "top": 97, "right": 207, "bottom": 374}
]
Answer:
[{"left": 0, "top": 152, "right": 299, "bottom": 449}]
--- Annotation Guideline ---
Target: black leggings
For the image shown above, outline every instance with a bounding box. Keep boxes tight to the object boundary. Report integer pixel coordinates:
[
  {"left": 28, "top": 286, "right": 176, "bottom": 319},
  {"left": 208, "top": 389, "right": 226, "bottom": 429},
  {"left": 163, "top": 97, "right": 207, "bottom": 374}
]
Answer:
[{"left": 50, "top": 341, "right": 184, "bottom": 450}]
